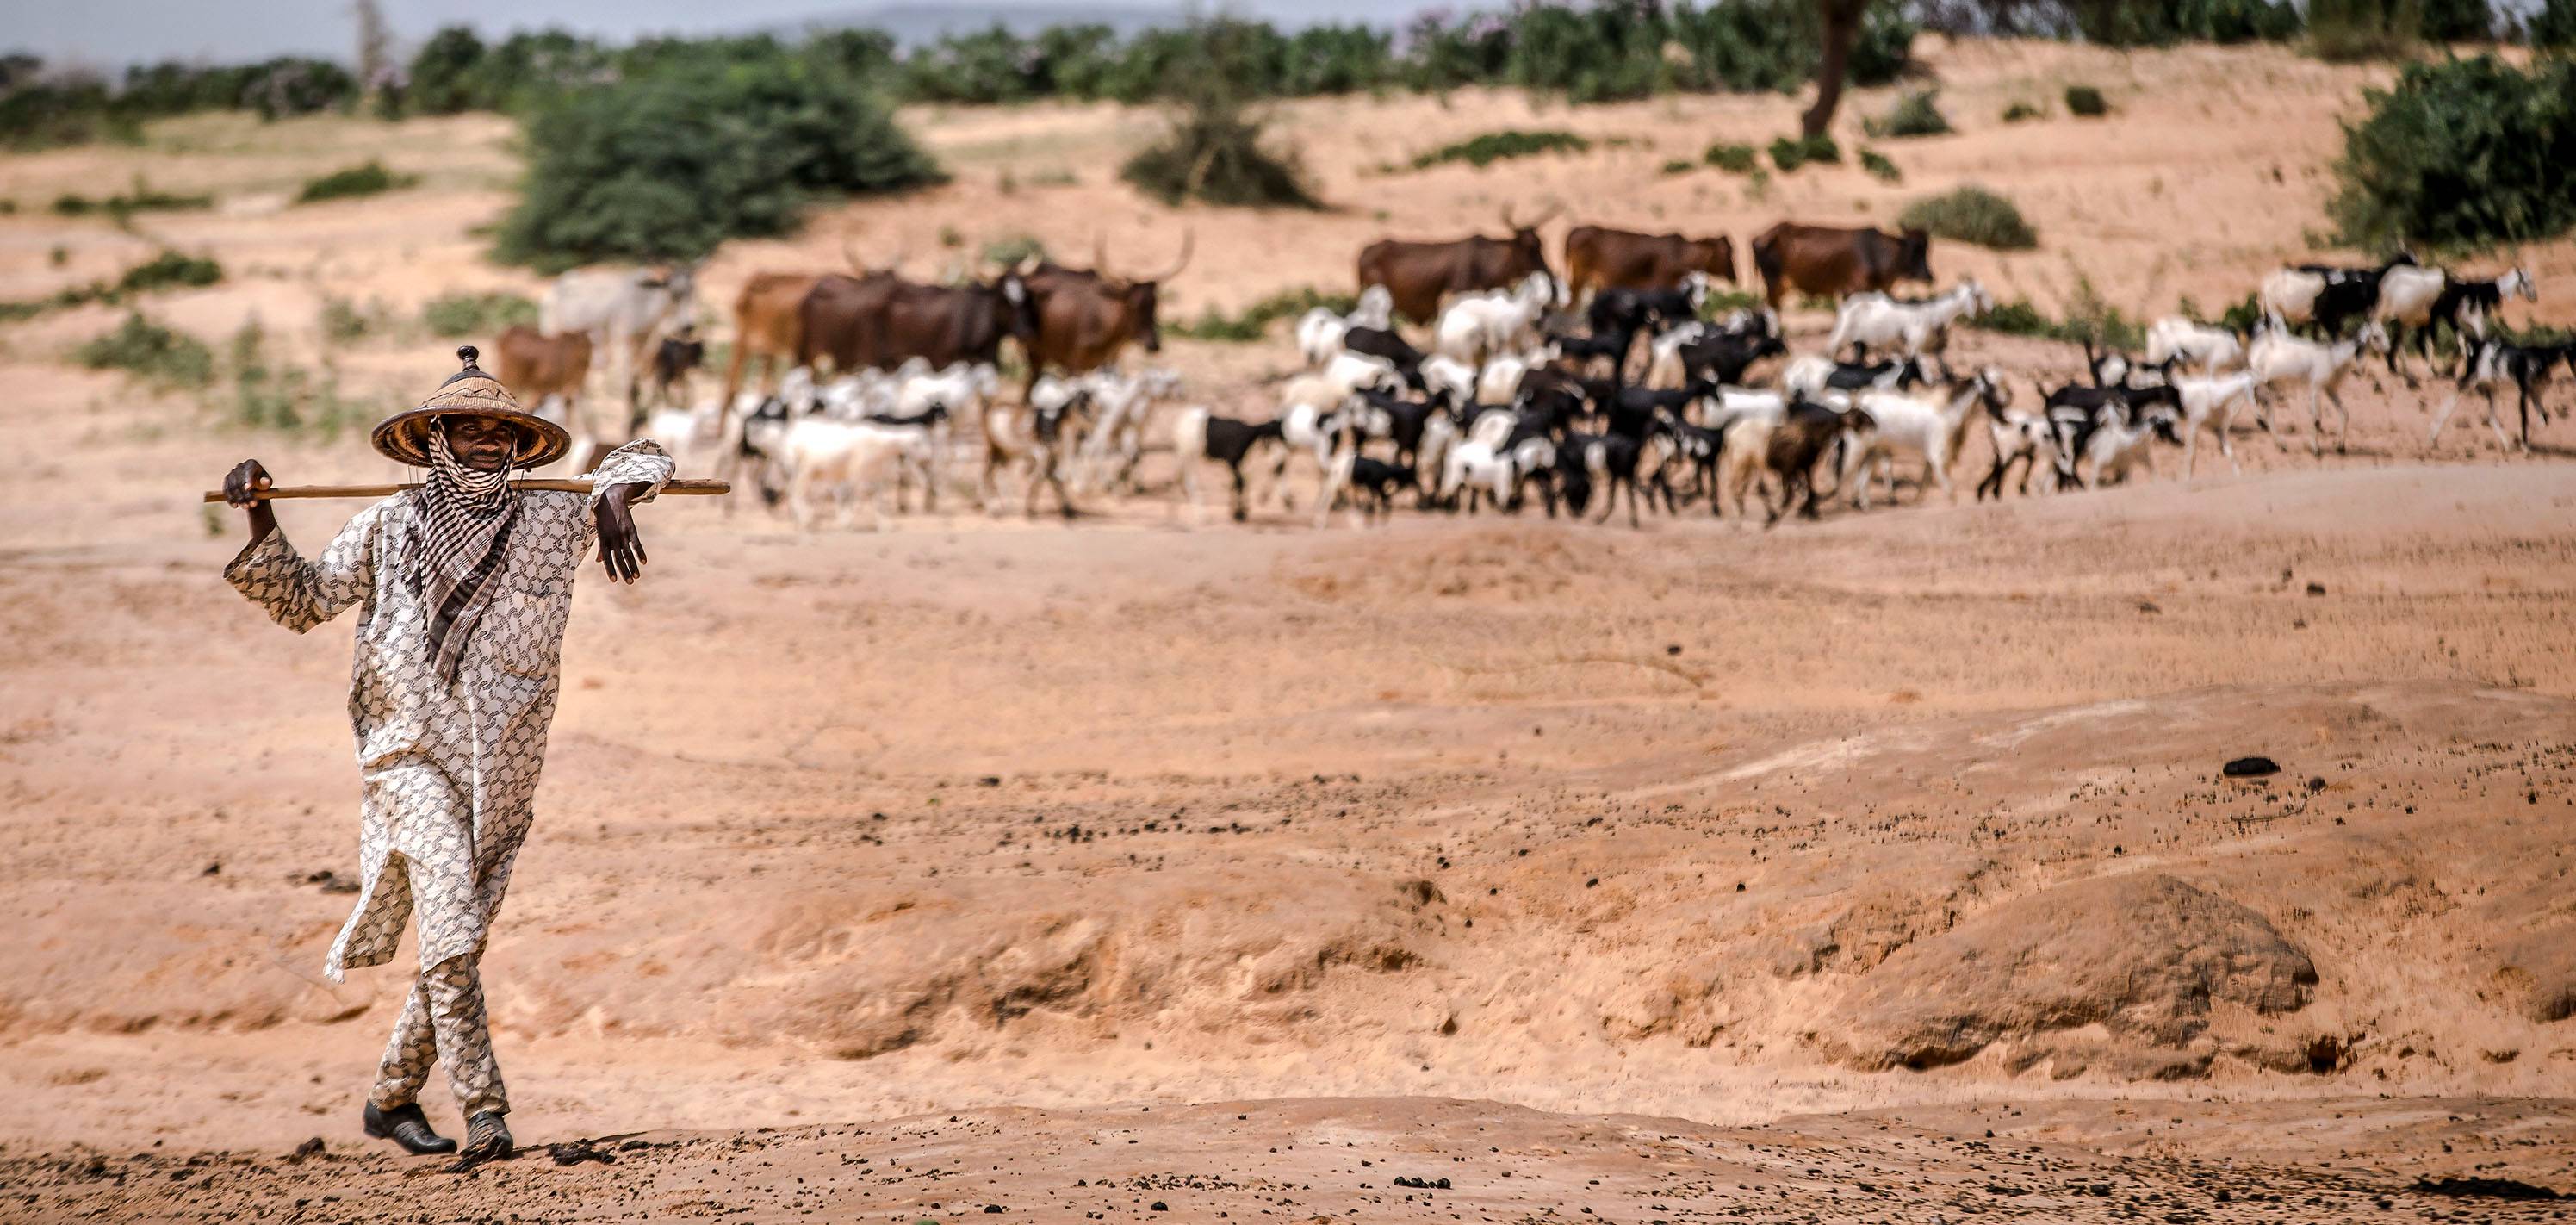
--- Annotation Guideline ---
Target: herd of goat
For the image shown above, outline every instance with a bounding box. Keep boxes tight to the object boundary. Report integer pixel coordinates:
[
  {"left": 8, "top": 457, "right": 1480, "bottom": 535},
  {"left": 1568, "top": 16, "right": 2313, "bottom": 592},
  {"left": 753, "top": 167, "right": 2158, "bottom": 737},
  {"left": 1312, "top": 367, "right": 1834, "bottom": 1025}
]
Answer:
[{"left": 525, "top": 220, "right": 2560, "bottom": 532}]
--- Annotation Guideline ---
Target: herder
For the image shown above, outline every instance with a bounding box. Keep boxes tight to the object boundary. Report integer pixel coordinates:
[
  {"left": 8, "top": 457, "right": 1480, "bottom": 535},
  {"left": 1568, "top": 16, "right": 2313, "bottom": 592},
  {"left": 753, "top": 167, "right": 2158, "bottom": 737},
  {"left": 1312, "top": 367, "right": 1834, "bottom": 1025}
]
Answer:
[{"left": 221, "top": 346, "right": 673, "bottom": 1160}]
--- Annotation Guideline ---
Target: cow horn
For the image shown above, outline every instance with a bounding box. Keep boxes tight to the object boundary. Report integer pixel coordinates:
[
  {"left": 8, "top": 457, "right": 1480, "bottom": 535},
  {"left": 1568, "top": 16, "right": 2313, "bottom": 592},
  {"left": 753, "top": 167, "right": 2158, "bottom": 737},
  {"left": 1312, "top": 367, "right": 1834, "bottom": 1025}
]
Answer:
[
  {"left": 1500, "top": 202, "right": 1521, "bottom": 232},
  {"left": 1140, "top": 229, "right": 1194, "bottom": 283},
  {"left": 1527, "top": 200, "right": 1565, "bottom": 229},
  {"left": 840, "top": 234, "right": 867, "bottom": 275},
  {"left": 1093, "top": 232, "right": 1114, "bottom": 280}
]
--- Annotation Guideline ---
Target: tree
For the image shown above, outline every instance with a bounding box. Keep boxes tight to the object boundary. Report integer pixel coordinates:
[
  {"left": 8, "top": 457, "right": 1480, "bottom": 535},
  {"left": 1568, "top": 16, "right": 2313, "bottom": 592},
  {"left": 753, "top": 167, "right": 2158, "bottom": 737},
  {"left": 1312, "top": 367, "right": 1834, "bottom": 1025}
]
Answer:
[{"left": 1802, "top": 0, "right": 1868, "bottom": 137}]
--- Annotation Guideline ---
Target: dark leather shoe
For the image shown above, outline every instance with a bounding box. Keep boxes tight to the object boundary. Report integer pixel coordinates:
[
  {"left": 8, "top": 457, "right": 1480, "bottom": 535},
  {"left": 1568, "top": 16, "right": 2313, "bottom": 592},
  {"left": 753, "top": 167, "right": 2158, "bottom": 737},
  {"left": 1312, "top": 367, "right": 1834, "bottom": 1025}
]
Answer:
[
  {"left": 363, "top": 1102, "right": 457, "bottom": 1156},
  {"left": 462, "top": 1110, "right": 513, "bottom": 1161}
]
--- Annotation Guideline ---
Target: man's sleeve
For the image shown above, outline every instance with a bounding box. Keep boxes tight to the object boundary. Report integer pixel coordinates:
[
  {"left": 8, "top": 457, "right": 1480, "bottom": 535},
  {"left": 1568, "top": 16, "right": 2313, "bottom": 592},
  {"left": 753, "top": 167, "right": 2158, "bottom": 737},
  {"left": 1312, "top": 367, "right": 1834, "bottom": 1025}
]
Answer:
[
  {"left": 223, "top": 502, "right": 381, "bottom": 634},
  {"left": 584, "top": 439, "right": 675, "bottom": 505}
]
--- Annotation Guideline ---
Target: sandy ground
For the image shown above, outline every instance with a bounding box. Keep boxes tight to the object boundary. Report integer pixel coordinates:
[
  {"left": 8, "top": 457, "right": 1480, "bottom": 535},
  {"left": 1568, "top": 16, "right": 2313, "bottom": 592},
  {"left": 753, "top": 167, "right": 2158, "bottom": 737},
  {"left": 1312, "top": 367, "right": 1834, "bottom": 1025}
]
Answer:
[{"left": 3, "top": 37, "right": 2575, "bottom": 1223}]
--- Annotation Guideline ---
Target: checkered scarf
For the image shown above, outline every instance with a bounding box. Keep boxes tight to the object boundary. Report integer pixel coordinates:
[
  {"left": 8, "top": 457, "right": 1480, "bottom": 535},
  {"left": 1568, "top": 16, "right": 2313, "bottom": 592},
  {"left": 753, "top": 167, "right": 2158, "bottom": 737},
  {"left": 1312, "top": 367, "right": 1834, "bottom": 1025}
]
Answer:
[{"left": 406, "top": 420, "right": 520, "bottom": 685}]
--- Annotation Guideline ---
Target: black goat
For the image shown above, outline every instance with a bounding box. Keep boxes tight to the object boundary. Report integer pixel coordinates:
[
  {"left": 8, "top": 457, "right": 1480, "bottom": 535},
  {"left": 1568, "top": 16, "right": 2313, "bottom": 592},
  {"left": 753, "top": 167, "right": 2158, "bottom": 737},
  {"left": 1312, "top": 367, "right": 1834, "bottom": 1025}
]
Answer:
[
  {"left": 1344, "top": 456, "right": 1419, "bottom": 524},
  {"left": 1678, "top": 332, "right": 1785, "bottom": 388},
  {"left": 1177, "top": 411, "right": 1287, "bottom": 523}
]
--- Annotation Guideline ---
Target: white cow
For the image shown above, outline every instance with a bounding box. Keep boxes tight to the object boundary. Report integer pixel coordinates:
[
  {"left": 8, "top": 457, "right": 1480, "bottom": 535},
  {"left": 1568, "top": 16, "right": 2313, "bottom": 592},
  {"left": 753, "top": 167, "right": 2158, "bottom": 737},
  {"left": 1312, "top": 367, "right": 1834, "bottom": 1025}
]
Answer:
[{"left": 541, "top": 264, "right": 699, "bottom": 410}]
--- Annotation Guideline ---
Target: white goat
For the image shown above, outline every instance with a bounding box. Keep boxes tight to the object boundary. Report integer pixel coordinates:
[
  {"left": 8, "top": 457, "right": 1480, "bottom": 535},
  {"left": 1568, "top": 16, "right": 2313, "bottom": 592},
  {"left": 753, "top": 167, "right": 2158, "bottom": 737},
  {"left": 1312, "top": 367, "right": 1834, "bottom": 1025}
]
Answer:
[
  {"left": 1419, "top": 354, "right": 1478, "bottom": 409},
  {"left": 1072, "top": 366, "right": 1183, "bottom": 494},
  {"left": 2169, "top": 371, "right": 2260, "bottom": 477},
  {"left": 783, "top": 415, "right": 942, "bottom": 532},
  {"left": 2245, "top": 322, "right": 2387, "bottom": 455},
  {"left": 1439, "top": 434, "right": 1555, "bottom": 514},
  {"left": 1434, "top": 271, "right": 1555, "bottom": 364},
  {"left": 1781, "top": 353, "right": 1919, "bottom": 401},
  {"left": 2145, "top": 318, "right": 2247, "bottom": 376},
  {"left": 1841, "top": 369, "right": 2006, "bottom": 508},
  {"left": 1643, "top": 322, "right": 1709, "bottom": 389},
  {"left": 1294, "top": 284, "right": 1395, "bottom": 366},
  {"left": 1475, "top": 345, "right": 1556, "bottom": 405},
  {"left": 1826, "top": 279, "right": 1992, "bottom": 368},
  {"left": 2257, "top": 268, "right": 2326, "bottom": 330},
  {"left": 892, "top": 362, "right": 1000, "bottom": 423}
]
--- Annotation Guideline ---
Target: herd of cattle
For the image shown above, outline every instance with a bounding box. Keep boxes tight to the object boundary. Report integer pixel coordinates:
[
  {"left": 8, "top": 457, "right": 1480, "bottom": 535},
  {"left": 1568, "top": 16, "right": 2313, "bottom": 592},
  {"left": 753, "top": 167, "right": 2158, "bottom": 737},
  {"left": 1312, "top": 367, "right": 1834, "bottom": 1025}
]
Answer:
[{"left": 488, "top": 212, "right": 2563, "bottom": 531}]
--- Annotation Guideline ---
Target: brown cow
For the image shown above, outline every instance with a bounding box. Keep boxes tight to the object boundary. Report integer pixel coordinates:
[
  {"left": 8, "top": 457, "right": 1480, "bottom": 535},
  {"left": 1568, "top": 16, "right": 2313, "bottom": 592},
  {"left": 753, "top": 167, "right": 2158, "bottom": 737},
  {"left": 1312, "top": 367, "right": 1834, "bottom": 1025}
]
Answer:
[
  {"left": 799, "top": 271, "right": 1032, "bottom": 374},
  {"left": 720, "top": 271, "right": 822, "bottom": 415},
  {"left": 1356, "top": 203, "right": 1562, "bottom": 324},
  {"left": 1564, "top": 226, "right": 1736, "bottom": 298},
  {"left": 491, "top": 323, "right": 598, "bottom": 467},
  {"left": 1749, "top": 222, "right": 1934, "bottom": 309},
  {"left": 1016, "top": 233, "right": 1192, "bottom": 396}
]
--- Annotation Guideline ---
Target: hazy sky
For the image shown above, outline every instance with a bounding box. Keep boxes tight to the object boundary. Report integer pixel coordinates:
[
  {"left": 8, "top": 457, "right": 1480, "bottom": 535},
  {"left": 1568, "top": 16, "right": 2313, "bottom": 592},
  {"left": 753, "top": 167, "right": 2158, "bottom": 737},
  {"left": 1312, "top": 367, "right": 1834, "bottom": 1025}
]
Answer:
[{"left": 5, "top": 0, "right": 1411, "bottom": 68}]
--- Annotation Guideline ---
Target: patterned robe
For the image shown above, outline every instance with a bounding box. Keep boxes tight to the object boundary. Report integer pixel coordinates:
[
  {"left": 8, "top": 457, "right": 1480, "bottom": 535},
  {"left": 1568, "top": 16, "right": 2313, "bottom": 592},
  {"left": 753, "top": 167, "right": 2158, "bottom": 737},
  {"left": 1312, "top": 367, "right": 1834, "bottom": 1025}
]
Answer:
[{"left": 226, "top": 443, "right": 673, "bottom": 983}]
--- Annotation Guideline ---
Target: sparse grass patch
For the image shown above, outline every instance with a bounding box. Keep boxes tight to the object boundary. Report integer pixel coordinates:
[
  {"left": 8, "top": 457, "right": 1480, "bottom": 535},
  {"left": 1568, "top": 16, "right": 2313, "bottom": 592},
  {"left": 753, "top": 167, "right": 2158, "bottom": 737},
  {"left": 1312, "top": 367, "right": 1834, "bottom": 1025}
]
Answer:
[
  {"left": 2002, "top": 100, "right": 2044, "bottom": 123},
  {"left": 295, "top": 160, "right": 419, "bottom": 204},
  {"left": 75, "top": 313, "right": 215, "bottom": 388},
  {"left": 2064, "top": 84, "right": 2111, "bottom": 115},
  {"left": 1971, "top": 275, "right": 2144, "bottom": 349},
  {"left": 1864, "top": 90, "right": 1952, "bottom": 138},
  {"left": 1660, "top": 158, "right": 1697, "bottom": 175},
  {"left": 1768, "top": 133, "right": 1840, "bottom": 171},
  {"left": 420, "top": 290, "right": 538, "bottom": 338},
  {"left": 51, "top": 179, "right": 213, "bottom": 219},
  {"left": 217, "top": 320, "right": 370, "bottom": 439},
  {"left": 1410, "top": 128, "right": 1592, "bottom": 171},
  {"left": 1899, "top": 184, "right": 2039, "bottom": 249},
  {"left": 1170, "top": 285, "right": 1356, "bottom": 342},
  {"left": 0, "top": 248, "right": 224, "bottom": 323},
  {"left": 980, "top": 233, "right": 1049, "bottom": 267},
  {"left": 1704, "top": 141, "right": 1759, "bottom": 173},
  {"left": 1859, "top": 147, "right": 1903, "bottom": 183}
]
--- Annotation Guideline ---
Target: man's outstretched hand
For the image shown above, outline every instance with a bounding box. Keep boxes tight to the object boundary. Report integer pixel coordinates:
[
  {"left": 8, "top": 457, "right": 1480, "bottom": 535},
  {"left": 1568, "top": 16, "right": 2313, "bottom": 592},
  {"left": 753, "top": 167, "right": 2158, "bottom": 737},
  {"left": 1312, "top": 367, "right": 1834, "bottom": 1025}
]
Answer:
[
  {"left": 594, "top": 482, "right": 649, "bottom": 584},
  {"left": 223, "top": 458, "right": 277, "bottom": 544}
]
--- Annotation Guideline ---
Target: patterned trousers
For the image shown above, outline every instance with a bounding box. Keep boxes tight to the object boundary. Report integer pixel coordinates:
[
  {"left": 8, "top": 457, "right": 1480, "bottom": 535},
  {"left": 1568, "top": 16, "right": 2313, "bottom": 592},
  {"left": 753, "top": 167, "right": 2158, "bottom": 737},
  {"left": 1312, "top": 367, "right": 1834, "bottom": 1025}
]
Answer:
[{"left": 365, "top": 855, "right": 508, "bottom": 1117}]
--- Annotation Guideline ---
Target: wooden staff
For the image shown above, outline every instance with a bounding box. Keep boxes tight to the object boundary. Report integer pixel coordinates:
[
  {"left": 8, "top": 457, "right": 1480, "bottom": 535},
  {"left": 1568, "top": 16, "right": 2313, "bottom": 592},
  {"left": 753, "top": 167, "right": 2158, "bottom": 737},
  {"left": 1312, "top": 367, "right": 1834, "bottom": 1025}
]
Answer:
[{"left": 205, "top": 479, "right": 731, "bottom": 503}]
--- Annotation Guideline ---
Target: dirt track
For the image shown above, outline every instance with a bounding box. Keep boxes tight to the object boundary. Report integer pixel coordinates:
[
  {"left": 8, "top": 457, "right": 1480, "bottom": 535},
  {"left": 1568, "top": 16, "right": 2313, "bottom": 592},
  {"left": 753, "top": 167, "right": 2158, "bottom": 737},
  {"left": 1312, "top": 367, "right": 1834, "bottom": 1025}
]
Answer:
[{"left": 3, "top": 34, "right": 2575, "bottom": 1224}]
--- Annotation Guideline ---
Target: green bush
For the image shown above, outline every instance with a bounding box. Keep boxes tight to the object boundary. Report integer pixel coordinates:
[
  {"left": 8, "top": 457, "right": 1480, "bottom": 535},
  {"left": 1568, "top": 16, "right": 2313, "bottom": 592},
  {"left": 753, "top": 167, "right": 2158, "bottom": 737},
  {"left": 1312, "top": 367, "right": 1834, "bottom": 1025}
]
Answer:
[
  {"left": 2418, "top": 0, "right": 2495, "bottom": 40},
  {"left": 2329, "top": 55, "right": 2576, "bottom": 250},
  {"left": 114, "top": 250, "right": 222, "bottom": 294},
  {"left": 2536, "top": 0, "right": 2576, "bottom": 46},
  {"left": 420, "top": 290, "right": 538, "bottom": 338},
  {"left": 75, "top": 313, "right": 214, "bottom": 388},
  {"left": 295, "top": 160, "right": 419, "bottom": 204},
  {"left": 1411, "top": 129, "right": 1592, "bottom": 171},
  {"left": 2064, "top": 84, "right": 2110, "bottom": 116},
  {"left": 2070, "top": 0, "right": 2305, "bottom": 44},
  {"left": 1660, "top": 158, "right": 1697, "bottom": 175},
  {"left": 1170, "top": 285, "right": 1357, "bottom": 342},
  {"left": 1859, "top": 147, "right": 1903, "bottom": 182},
  {"left": 2002, "top": 100, "right": 2044, "bottom": 122},
  {"left": 1704, "top": 141, "right": 1758, "bottom": 173},
  {"left": 495, "top": 57, "right": 940, "bottom": 270},
  {"left": 1769, "top": 133, "right": 1840, "bottom": 171},
  {"left": 1120, "top": 21, "right": 1322, "bottom": 209},
  {"left": 2308, "top": 0, "right": 2421, "bottom": 59},
  {"left": 1864, "top": 90, "right": 1952, "bottom": 138},
  {"left": 1899, "top": 185, "right": 2039, "bottom": 249}
]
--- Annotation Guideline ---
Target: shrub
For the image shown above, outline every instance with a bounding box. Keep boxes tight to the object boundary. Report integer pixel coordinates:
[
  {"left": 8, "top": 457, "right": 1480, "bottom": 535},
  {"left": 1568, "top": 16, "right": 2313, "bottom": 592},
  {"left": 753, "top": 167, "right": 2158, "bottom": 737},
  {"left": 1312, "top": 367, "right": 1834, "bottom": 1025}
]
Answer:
[
  {"left": 1899, "top": 185, "right": 2039, "bottom": 249},
  {"left": 2064, "top": 84, "right": 2110, "bottom": 115},
  {"left": 1704, "top": 141, "right": 1759, "bottom": 173},
  {"left": 420, "top": 290, "right": 538, "bottom": 338},
  {"left": 2418, "top": 0, "right": 2495, "bottom": 40},
  {"left": 1769, "top": 133, "right": 1840, "bottom": 171},
  {"left": 75, "top": 313, "right": 214, "bottom": 388},
  {"left": 2308, "top": 0, "right": 2420, "bottom": 59},
  {"left": 2002, "top": 100, "right": 2043, "bottom": 122},
  {"left": 295, "top": 160, "right": 419, "bottom": 204},
  {"left": 1120, "top": 22, "right": 1322, "bottom": 208},
  {"left": 1411, "top": 129, "right": 1592, "bottom": 171},
  {"left": 114, "top": 250, "right": 222, "bottom": 295},
  {"left": 1660, "top": 158, "right": 1698, "bottom": 175},
  {"left": 1859, "top": 147, "right": 1903, "bottom": 183},
  {"left": 2329, "top": 55, "right": 2576, "bottom": 250},
  {"left": 2068, "top": 0, "right": 2305, "bottom": 44},
  {"left": 495, "top": 57, "right": 940, "bottom": 270},
  {"left": 1864, "top": 90, "right": 1952, "bottom": 138},
  {"left": 1170, "top": 285, "right": 1356, "bottom": 342}
]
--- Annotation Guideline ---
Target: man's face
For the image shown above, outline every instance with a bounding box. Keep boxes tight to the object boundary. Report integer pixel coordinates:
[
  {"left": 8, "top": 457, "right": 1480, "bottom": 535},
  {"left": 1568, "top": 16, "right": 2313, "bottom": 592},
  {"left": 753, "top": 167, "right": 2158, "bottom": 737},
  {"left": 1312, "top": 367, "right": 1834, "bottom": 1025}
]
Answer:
[{"left": 442, "top": 415, "right": 523, "bottom": 472}]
